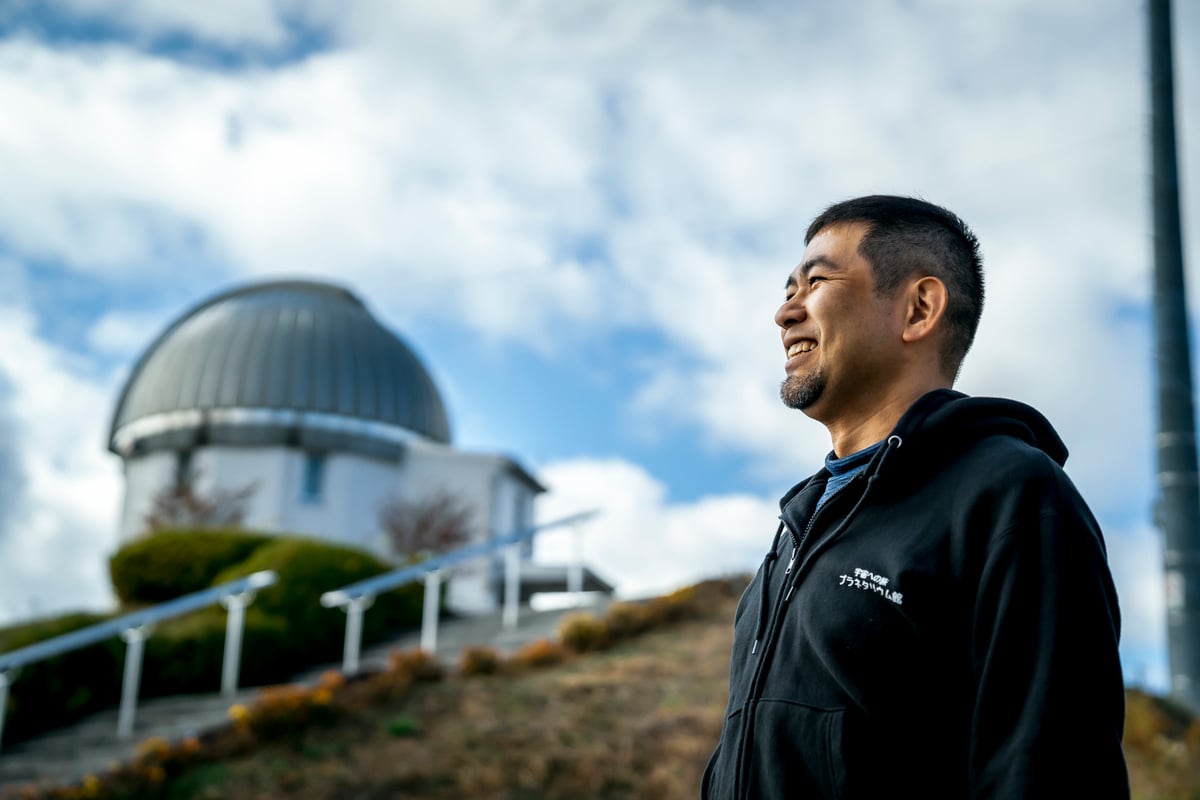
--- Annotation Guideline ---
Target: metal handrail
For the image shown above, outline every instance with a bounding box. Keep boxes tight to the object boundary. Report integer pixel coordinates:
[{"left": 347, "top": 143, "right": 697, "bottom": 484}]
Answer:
[
  {"left": 0, "top": 570, "right": 278, "bottom": 750},
  {"left": 0, "top": 571, "right": 276, "bottom": 673},
  {"left": 320, "top": 510, "right": 599, "bottom": 673}
]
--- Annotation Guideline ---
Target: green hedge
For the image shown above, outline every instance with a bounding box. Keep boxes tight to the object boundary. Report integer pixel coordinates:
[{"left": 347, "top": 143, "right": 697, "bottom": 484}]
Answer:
[
  {"left": 109, "top": 528, "right": 272, "bottom": 604},
  {"left": 2, "top": 534, "right": 425, "bottom": 747},
  {"left": 0, "top": 611, "right": 123, "bottom": 743},
  {"left": 211, "top": 537, "right": 425, "bottom": 657}
]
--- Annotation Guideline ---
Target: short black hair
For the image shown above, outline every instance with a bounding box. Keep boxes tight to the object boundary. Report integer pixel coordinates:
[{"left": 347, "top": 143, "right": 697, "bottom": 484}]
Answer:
[{"left": 805, "top": 195, "right": 984, "bottom": 379}]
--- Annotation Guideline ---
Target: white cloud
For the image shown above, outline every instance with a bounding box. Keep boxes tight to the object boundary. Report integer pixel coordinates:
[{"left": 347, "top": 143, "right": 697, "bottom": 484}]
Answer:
[
  {"left": 534, "top": 457, "right": 777, "bottom": 600},
  {"left": 86, "top": 308, "right": 172, "bottom": 357},
  {"left": 0, "top": 300, "right": 122, "bottom": 625},
  {"left": 1106, "top": 522, "right": 1170, "bottom": 691}
]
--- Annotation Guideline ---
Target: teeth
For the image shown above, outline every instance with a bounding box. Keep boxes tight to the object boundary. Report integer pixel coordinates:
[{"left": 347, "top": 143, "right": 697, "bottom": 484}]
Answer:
[{"left": 787, "top": 341, "right": 815, "bottom": 357}]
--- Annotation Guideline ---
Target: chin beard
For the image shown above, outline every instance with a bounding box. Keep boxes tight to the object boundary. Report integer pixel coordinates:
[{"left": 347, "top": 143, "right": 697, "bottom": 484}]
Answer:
[{"left": 780, "top": 371, "right": 825, "bottom": 410}]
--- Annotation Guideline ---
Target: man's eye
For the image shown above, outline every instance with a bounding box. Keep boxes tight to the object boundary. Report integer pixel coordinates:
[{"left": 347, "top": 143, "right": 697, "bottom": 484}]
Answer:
[{"left": 808, "top": 275, "right": 825, "bottom": 285}]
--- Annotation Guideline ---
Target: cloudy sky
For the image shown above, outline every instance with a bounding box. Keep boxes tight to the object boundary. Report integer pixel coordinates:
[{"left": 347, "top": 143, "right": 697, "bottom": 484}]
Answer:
[{"left": 0, "top": 0, "right": 1196, "bottom": 691}]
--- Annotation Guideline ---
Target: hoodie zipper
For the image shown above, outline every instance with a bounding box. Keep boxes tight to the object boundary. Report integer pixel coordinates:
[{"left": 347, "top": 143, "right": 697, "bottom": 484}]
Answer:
[
  {"left": 733, "top": 496, "right": 837, "bottom": 798},
  {"left": 785, "top": 510, "right": 819, "bottom": 577}
]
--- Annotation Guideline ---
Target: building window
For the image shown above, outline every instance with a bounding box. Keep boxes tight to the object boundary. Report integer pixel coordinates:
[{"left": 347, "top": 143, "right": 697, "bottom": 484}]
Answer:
[
  {"left": 176, "top": 450, "right": 193, "bottom": 487},
  {"left": 302, "top": 454, "right": 325, "bottom": 502}
]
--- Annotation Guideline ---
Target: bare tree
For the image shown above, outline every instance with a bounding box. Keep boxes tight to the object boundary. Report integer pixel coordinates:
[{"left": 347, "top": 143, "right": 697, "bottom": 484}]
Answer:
[
  {"left": 379, "top": 490, "right": 475, "bottom": 561},
  {"left": 143, "top": 470, "right": 258, "bottom": 531}
]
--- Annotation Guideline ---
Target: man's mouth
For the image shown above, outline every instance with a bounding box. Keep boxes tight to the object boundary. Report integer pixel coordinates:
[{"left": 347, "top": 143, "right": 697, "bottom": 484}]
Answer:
[{"left": 787, "top": 340, "right": 816, "bottom": 358}]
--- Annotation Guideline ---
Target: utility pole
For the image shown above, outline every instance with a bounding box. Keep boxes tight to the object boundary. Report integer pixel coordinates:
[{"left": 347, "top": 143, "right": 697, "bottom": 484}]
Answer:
[{"left": 1149, "top": 0, "right": 1200, "bottom": 713}]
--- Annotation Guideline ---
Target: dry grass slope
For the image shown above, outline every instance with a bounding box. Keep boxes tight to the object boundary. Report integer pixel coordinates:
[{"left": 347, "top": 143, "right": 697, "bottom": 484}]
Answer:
[
  {"left": 173, "top": 597, "right": 734, "bottom": 799},
  {"left": 9, "top": 580, "right": 1199, "bottom": 799}
]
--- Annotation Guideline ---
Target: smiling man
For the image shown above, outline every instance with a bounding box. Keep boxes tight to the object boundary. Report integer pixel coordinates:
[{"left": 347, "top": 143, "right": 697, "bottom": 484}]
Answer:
[{"left": 701, "top": 196, "right": 1129, "bottom": 798}]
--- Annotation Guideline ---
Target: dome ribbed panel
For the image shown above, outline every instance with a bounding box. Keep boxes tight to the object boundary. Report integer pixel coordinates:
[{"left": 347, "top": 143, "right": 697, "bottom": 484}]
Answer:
[{"left": 109, "top": 280, "right": 452, "bottom": 449}]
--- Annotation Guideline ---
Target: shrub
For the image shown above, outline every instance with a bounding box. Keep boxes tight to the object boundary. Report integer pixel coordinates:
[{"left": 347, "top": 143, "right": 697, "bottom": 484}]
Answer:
[
  {"left": 558, "top": 612, "right": 608, "bottom": 653},
  {"left": 138, "top": 606, "right": 295, "bottom": 697},
  {"left": 509, "top": 638, "right": 568, "bottom": 670},
  {"left": 109, "top": 528, "right": 271, "bottom": 604},
  {"left": 139, "top": 536, "right": 428, "bottom": 697},
  {"left": 3, "top": 534, "right": 425, "bottom": 749},
  {"left": 0, "top": 611, "right": 122, "bottom": 744},
  {"left": 459, "top": 645, "right": 503, "bottom": 676},
  {"left": 211, "top": 536, "right": 425, "bottom": 660}
]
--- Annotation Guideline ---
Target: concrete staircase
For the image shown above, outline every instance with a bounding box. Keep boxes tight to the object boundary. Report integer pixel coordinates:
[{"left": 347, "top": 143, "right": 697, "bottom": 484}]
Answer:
[{"left": 0, "top": 599, "right": 606, "bottom": 792}]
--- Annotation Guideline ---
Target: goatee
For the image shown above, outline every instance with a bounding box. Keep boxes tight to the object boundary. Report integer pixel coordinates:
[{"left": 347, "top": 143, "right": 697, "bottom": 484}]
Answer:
[{"left": 780, "top": 371, "right": 825, "bottom": 410}]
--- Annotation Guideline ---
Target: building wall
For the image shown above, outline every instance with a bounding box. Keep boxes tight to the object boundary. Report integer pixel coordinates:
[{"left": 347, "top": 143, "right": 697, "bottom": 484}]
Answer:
[
  {"left": 403, "top": 444, "right": 503, "bottom": 613},
  {"left": 275, "top": 450, "right": 402, "bottom": 552},
  {"left": 117, "top": 450, "right": 178, "bottom": 540},
  {"left": 116, "top": 439, "right": 540, "bottom": 615},
  {"left": 190, "top": 447, "right": 290, "bottom": 532}
]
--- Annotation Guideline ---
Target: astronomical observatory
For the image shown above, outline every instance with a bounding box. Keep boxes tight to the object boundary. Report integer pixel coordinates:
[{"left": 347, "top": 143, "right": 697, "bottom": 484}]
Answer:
[{"left": 107, "top": 279, "right": 609, "bottom": 614}]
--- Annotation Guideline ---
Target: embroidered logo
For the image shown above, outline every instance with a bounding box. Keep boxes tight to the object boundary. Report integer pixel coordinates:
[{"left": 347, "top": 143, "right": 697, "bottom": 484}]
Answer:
[{"left": 838, "top": 567, "right": 903, "bottom": 605}]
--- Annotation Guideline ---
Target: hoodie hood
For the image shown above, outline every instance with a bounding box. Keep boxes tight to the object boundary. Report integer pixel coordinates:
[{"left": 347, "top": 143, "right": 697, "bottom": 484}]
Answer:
[
  {"left": 893, "top": 389, "right": 1068, "bottom": 465},
  {"left": 779, "top": 389, "right": 1068, "bottom": 510}
]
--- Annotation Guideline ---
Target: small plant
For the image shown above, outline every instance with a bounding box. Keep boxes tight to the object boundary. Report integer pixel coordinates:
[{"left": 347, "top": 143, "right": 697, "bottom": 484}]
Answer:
[
  {"left": 558, "top": 612, "right": 608, "bottom": 653},
  {"left": 387, "top": 715, "right": 422, "bottom": 738},
  {"left": 459, "top": 645, "right": 503, "bottom": 676}
]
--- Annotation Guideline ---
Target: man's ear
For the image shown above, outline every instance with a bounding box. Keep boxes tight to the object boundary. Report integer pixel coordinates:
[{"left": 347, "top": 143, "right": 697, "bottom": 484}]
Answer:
[{"left": 900, "top": 276, "right": 948, "bottom": 344}]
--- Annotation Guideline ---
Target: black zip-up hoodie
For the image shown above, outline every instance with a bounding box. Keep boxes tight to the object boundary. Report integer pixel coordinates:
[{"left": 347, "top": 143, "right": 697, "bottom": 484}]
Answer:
[{"left": 701, "top": 390, "right": 1128, "bottom": 798}]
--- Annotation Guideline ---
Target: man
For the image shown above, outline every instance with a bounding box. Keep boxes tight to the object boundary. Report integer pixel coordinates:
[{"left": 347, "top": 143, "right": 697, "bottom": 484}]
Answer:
[{"left": 701, "top": 196, "right": 1128, "bottom": 798}]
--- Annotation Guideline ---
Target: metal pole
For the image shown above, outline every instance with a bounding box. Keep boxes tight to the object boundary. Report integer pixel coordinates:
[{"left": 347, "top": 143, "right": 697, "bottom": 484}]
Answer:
[
  {"left": 0, "top": 670, "right": 12, "bottom": 753},
  {"left": 1149, "top": 0, "right": 1200, "bottom": 713},
  {"left": 341, "top": 597, "right": 371, "bottom": 676},
  {"left": 117, "top": 626, "right": 150, "bottom": 740},
  {"left": 220, "top": 592, "right": 250, "bottom": 697},
  {"left": 421, "top": 571, "right": 441, "bottom": 653},
  {"left": 503, "top": 545, "right": 521, "bottom": 629}
]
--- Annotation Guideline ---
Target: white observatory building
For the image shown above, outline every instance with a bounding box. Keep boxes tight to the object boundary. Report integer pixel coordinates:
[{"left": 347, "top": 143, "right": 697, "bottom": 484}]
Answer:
[{"left": 107, "top": 279, "right": 609, "bottom": 614}]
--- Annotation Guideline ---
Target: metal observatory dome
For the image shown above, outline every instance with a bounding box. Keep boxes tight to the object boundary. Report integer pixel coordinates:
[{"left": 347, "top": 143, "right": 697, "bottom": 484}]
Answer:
[{"left": 108, "top": 279, "right": 451, "bottom": 460}]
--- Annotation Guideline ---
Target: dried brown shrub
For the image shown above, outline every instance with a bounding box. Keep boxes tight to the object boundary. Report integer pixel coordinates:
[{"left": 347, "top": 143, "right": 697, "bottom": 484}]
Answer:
[
  {"left": 603, "top": 601, "right": 653, "bottom": 640},
  {"left": 558, "top": 612, "right": 608, "bottom": 653},
  {"left": 459, "top": 645, "right": 503, "bottom": 676},
  {"left": 388, "top": 647, "right": 445, "bottom": 682},
  {"left": 509, "top": 638, "right": 569, "bottom": 670}
]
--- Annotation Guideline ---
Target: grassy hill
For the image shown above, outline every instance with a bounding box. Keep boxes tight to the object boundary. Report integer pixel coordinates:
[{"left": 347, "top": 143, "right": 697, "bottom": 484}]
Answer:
[{"left": 20, "top": 585, "right": 1200, "bottom": 799}]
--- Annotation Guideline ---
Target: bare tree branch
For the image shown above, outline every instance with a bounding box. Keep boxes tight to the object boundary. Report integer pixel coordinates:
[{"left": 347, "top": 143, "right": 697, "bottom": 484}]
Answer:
[
  {"left": 143, "top": 470, "right": 258, "bottom": 531},
  {"left": 379, "top": 490, "right": 474, "bottom": 560}
]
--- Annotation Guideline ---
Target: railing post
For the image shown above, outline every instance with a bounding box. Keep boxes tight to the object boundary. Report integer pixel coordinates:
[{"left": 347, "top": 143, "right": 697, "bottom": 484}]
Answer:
[
  {"left": 0, "top": 669, "right": 13, "bottom": 753},
  {"left": 503, "top": 544, "right": 521, "bottom": 629},
  {"left": 341, "top": 596, "right": 373, "bottom": 675},
  {"left": 568, "top": 522, "right": 584, "bottom": 603},
  {"left": 421, "top": 571, "right": 441, "bottom": 653},
  {"left": 117, "top": 625, "right": 151, "bottom": 740},
  {"left": 220, "top": 591, "right": 253, "bottom": 697}
]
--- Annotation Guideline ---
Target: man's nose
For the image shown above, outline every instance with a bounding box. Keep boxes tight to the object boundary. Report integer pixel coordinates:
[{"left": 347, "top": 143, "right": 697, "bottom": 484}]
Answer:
[{"left": 775, "top": 294, "right": 804, "bottom": 329}]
